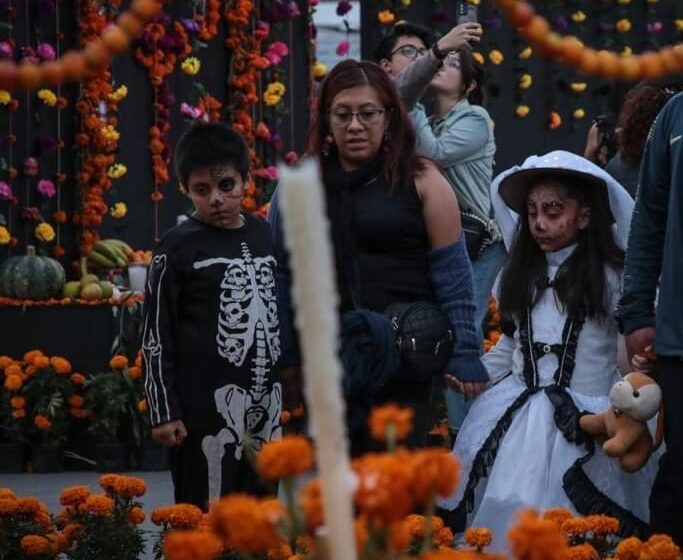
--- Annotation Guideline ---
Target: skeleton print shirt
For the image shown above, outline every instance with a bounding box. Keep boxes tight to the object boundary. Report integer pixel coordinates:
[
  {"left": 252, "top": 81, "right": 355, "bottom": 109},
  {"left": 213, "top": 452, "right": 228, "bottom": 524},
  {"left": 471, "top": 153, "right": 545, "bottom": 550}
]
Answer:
[{"left": 142, "top": 215, "right": 281, "bottom": 445}]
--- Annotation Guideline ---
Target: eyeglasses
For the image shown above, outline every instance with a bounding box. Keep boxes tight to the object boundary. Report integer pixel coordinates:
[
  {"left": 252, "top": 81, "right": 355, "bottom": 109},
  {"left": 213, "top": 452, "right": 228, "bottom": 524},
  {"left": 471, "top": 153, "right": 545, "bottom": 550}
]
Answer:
[
  {"left": 328, "top": 108, "right": 387, "bottom": 126},
  {"left": 444, "top": 55, "right": 461, "bottom": 69},
  {"left": 388, "top": 44, "right": 427, "bottom": 60}
]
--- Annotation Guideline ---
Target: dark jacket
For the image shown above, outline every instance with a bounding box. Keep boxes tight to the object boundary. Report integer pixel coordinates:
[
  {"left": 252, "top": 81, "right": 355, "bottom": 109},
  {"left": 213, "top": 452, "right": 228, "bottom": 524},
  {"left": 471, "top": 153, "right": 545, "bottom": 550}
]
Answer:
[{"left": 619, "top": 93, "right": 683, "bottom": 357}]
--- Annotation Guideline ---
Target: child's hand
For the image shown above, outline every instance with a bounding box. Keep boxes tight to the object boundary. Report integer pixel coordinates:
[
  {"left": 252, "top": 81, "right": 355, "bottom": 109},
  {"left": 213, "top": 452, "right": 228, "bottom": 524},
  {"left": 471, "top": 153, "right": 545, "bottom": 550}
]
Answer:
[
  {"left": 152, "top": 419, "right": 188, "bottom": 447},
  {"left": 445, "top": 374, "right": 486, "bottom": 401},
  {"left": 631, "top": 345, "right": 656, "bottom": 373}
]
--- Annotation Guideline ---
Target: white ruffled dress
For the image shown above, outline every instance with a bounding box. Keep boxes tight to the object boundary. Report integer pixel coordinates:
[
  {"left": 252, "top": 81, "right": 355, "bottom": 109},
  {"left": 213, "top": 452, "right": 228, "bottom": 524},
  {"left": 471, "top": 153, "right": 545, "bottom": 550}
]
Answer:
[{"left": 439, "top": 245, "right": 660, "bottom": 551}]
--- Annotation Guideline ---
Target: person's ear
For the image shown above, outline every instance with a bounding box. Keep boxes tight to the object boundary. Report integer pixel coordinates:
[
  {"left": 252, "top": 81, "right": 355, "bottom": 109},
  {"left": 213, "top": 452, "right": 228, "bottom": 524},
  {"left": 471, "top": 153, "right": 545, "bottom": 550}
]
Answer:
[
  {"left": 379, "top": 58, "right": 392, "bottom": 74},
  {"left": 578, "top": 206, "right": 591, "bottom": 230},
  {"left": 465, "top": 79, "right": 477, "bottom": 96}
]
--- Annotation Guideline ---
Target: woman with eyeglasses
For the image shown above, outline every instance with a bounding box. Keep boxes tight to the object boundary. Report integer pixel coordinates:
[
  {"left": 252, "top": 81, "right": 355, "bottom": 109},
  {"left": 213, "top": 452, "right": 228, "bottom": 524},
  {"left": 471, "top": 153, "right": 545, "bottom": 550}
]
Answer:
[
  {"left": 268, "top": 59, "right": 487, "bottom": 454},
  {"left": 409, "top": 48, "right": 501, "bottom": 433}
]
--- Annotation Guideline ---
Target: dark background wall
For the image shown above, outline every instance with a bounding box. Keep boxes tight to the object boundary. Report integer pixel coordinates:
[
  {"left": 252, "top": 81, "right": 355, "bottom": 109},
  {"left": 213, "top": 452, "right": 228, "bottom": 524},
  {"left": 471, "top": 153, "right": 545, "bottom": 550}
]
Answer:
[{"left": 361, "top": 0, "right": 682, "bottom": 173}]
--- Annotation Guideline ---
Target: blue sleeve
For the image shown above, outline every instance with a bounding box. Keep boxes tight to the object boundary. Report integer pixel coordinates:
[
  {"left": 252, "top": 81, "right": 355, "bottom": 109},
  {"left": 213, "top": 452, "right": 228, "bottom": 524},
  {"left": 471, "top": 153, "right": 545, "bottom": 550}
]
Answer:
[
  {"left": 267, "top": 186, "right": 302, "bottom": 368},
  {"left": 619, "top": 103, "right": 673, "bottom": 334},
  {"left": 429, "top": 237, "right": 488, "bottom": 382}
]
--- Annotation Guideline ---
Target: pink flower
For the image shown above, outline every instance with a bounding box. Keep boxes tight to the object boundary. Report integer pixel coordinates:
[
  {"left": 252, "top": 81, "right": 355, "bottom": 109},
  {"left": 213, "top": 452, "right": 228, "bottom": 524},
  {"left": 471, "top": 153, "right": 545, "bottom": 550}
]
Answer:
[
  {"left": 180, "top": 103, "right": 204, "bottom": 120},
  {"left": 265, "top": 42, "right": 289, "bottom": 65},
  {"left": 37, "top": 179, "right": 56, "bottom": 198},
  {"left": 287, "top": 1, "right": 300, "bottom": 17},
  {"left": 22, "top": 207, "right": 41, "bottom": 222},
  {"left": 254, "top": 20, "right": 271, "bottom": 40},
  {"left": 36, "top": 43, "right": 57, "bottom": 61},
  {"left": 23, "top": 157, "right": 39, "bottom": 177},
  {"left": 647, "top": 21, "right": 663, "bottom": 33},
  {"left": 0, "top": 181, "right": 13, "bottom": 201},
  {"left": 284, "top": 151, "right": 299, "bottom": 165},
  {"left": 0, "top": 41, "right": 13, "bottom": 59},
  {"left": 255, "top": 166, "right": 279, "bottom": 181},
  {"left": 308, "top": 0, "right": 319, "bottom": 5},
  {"left": 336, "top": 40, "right": 350, "bottom": 57}
]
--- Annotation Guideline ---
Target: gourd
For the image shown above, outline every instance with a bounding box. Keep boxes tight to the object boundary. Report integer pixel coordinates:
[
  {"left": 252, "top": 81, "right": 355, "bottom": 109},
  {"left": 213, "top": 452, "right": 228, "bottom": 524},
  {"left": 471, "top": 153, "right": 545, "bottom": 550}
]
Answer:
[{"left": 0, "top": 245, "right": 66, "bottom": 300}]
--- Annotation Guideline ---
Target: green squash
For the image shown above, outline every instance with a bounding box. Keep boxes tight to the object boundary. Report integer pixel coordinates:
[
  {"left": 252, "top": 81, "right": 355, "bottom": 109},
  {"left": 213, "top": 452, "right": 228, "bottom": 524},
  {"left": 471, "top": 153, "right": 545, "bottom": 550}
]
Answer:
[{"left": 0, "top": 245, "right": 66, "bottom": 300}]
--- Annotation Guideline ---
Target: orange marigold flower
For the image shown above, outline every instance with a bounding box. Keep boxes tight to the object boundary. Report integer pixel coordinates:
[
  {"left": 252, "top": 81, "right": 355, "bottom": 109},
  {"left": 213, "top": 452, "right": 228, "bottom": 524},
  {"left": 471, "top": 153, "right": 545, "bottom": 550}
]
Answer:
[
  {"left": 112, "top": 475, "right": 147, "bottom": 498},
  {"left": 128, "top": 365, "right": 142, "bottom": 380},
  {"left": 20, "top": 535, "right": 50, "bottom": 556},
  {"left": 5, "top": 363, "right": 22, "bottom": 377},
  {"left": 50, "top": 356, "right": 72, "bottom": 374},
  {"left": 70, "top": 373, "right": 86, "bottom": 385},
  {"left": 59, "top": 486, "right": 91, "bottom": 507},
  {"left": 4, "top": 374, "right": 23, "bottom": 392},
  {"left": 435, "top": 526, "right": 454, "bottom": 547},
  {"left": 68, "top": 395, "right": 85, "bottom": 408},
  {"left": 10, "top": 396, "right": 26, "bottom": 409},
  {"left": 109, "top": 355, "right": 129, "bottom": 369},
  {"left": 640, "top": 534, "right": 681, "bottom": 560},
  {"left": 12, "top": 409, "right": 26, "bottom": 419},
  {"left": 353, "top": 451, "right": 415, "bottom": 526},
  {"left": 81, "top": 494, "right": 114, "bottom": 516},
  {"left": 163, "top": 530, "right": 223, "bottom": 560},
  {"left": 409, "top": 448, "right": 460, "bottom": 503},
  {"left": 34, "top": 511, "right": 52, "bottom": 532},
  {"left": 369, "top": 403, "right": 414, "bottom": 442},
  {"left": 16, "top": 497, "right": 47, "bottom": 516},
  {"left": 34, "top": 414, "right": 52, "bottom": 431},
  {"left": 299, "top": 479, "right": 323, "bottom": 530},
  {"left": 563, "top": 543, "right": 600, "bottom": 560},
  {"left": 508, "top": 509, "right": 568, "bottom": 560},
  {"left": 542, "top": 508, "right": 574, "bottom": 528},
  {"left": 209, "top": 494, "right": 284, "bottom": 554},
  {"left": 0, "top": 488, "right": 17, "bottom": 500},
  {"left": 584, "top": 514, "right": 620, "bottom": 536},
  {"left": 0, "top": 355, "right": 12, "bottom": 369},
  {"left": 129, "top": 506, "right": 146, "bottom": 525},
  {"left": 256, "top": 435, "right": 314, "bottom": 480},
  {"left": 561, "top": 517, "right": 590, "bottom": 536},
  {"left": 280, "top": 410, "right": 291, "bottom": 424},
  {"left": 465, "top": 527, "right": 493, "bottom": 550},
  {"left": 138, "top": 399, "right": 148, "bottom": 414},
  {"left": 46, "top": 531, "right": 68, "bottom": 554},
  {"left": 0, "top": 498, "right": 19, "bottom": 516},
  {"left": 24, "top": 350, "right": 45, "bottom": 363},
  {"left": 151, "top": 504, "right": 204, "bottom": 529},
  {"left": 98, "top": 473, "right": 119, "bottom": 492},
  {"left": 614, "top": 537, "right": 643, "bottom": 560},
  {"left": 34, "top": 356, "right": 50, "bottom": 369}
]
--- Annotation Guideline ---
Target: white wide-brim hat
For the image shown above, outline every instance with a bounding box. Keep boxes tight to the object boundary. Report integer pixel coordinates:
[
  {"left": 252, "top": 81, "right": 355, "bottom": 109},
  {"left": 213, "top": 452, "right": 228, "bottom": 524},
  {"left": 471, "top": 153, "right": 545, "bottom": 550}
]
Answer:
[{"left": 490, "top": 150, "right": 635, "bottom": 251}]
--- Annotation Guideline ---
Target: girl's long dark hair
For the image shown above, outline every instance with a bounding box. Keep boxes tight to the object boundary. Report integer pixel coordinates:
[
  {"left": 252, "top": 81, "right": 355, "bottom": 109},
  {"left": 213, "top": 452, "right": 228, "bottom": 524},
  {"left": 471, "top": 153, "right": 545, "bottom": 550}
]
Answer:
[{"left": 497, "top": 175, "right": 624, "bottom": 322}]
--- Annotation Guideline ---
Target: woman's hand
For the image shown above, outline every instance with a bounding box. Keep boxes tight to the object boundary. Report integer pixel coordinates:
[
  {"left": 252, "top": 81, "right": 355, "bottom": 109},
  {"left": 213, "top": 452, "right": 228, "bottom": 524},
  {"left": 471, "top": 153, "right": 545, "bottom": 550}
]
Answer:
[
  {"left": 445, "top": 374, "right": 486, "bottom": 401},
  {"left": 436, "top": 23, "right": 482, "bottom": 53},
  {"left": 631, "top": 345, "right": 656, "bottom": 373}
]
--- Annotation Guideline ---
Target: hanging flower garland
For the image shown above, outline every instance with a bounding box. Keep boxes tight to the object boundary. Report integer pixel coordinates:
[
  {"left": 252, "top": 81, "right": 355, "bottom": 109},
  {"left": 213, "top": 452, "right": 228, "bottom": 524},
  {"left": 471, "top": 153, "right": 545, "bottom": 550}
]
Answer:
[
  {"left": 493, "top": 0, "right": 683, "bottom": 81},
  {"left": 224, "top": 0, "right": 269, "bottom": 212},
  {"left": 134, "top": 1, "right": 191, "bottom": 240},
  {"left": 72, "top": 1, "right": 122, "bottom": 256}
]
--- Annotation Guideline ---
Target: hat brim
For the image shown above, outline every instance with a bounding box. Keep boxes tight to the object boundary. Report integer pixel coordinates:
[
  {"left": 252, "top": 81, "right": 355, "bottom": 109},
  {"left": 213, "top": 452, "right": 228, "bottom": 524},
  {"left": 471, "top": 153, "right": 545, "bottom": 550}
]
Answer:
[{"left": 498, "top": 167, "right": 613, "bottom": 221}]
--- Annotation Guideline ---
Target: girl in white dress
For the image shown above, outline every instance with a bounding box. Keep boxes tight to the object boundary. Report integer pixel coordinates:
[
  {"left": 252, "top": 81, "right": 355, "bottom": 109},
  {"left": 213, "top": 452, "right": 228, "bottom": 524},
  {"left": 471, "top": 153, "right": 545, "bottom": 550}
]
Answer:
[{"left": 440, "top": 150, "right": 659, "bottom": 550}]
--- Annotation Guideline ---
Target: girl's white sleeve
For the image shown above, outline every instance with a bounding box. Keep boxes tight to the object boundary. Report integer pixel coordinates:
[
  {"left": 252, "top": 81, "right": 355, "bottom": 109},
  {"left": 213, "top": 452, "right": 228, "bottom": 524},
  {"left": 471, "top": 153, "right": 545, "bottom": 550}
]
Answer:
[{"left": 482, "top": 333, "right": 516, "bottom": 384}]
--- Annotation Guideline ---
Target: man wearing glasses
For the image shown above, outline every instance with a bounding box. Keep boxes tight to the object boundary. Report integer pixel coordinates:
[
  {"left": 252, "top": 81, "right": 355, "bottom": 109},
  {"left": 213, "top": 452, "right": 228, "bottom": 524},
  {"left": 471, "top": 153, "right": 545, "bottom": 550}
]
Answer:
[{"left": 374, "top": 20, "right": 482, "bottom": 111}]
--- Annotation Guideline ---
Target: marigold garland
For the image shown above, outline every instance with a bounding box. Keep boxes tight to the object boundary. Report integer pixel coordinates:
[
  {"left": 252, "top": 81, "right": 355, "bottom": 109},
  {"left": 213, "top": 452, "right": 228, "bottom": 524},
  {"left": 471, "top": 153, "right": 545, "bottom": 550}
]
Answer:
[{"left": 494, "top": 0, "right": 683, "bottom": 81}]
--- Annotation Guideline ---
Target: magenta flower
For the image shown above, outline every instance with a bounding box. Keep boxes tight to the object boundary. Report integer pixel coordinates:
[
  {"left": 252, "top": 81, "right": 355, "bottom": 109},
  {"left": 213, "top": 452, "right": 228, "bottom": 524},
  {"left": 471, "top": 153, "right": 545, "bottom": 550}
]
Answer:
[
  {"left": 265, "top": 41, "right": 289, "bottom": 65},
  {"left": 308, "top": 0, "right": 319, "bottom": 5},
  {"left": 254, "top": 20, "right": 271, "bottom": 40},
  {"left": 336, "top": 40, "right": 350, "bottom": 57},
  {"left": 336, "top": 1, "right": 352, "bottom": 16},
  {"left": 0, "top": 181, "right": 13, "bottom": 201},
  {"left": 37, "top": 179, "right": 56, "bottom": 198},
  {"left": 36, "top": 43, "right": 56, "bottom": 61},
  {"left": 0, "top": 41, "right": 13, "bottom": 59},
  {"left": 22, "top": 206, "right": 41, "bottom": 222},
  {"left": 180, "top": 102, "right": 204, "bottom": 120},
  {"left": 23, "top": 157, "right": 39, "bottom": 177},
  {"left": 647, "top": 21, "right": 663, "bottom": 33},
  {"left": 287, "top": 1, "right": 300, "bottom": 17},
  {"left": 284, "top": 151, "right": 299, "bottom": 165}
]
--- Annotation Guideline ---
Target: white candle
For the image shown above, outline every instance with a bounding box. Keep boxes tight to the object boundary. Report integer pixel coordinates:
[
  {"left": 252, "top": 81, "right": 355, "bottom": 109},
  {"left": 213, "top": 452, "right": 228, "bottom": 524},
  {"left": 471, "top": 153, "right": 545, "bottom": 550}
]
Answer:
[{"left": 278, "top": 159, "right": 357, "bottom": 560}]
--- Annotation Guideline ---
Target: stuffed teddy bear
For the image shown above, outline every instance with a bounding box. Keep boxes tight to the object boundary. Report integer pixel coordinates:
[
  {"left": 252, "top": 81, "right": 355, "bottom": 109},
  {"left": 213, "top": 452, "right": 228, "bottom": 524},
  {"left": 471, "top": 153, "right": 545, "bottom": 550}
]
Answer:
[{"left": 579, "top": 372, "right": 663, "bottom": 473}]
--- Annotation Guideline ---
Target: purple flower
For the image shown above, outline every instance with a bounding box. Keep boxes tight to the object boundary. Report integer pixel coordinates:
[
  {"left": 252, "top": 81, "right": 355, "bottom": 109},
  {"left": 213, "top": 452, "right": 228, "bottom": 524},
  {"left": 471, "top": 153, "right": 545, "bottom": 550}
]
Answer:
[
  {"left": 37, "top": 133, "right": 58, "bottom": 154},
  {"left": 647, "top": 21, "right": 663, "bottom": 33},
  {"left": 553, "top": 16, "right": 569, "bottom": 31},
  {"left": 23, "top": 157, "right": 39, "bottom": 177},
  {"left": 37, "top": 179, "right": 56, "bottom": 198},
  {"left": 180, "top": 18, "right": 200, "bottom": 33},
  {"left": 287, "top": 1, "right": 300, "bottom": 17},
  {"left": 0, "top": 181, "right": 13, "bottom": 201},
  {"left": 336, "top": 1, "right": 352, "bottom": 16},
  {"left": 485, "top": 17, "right": 503, "bottom": 30},
  {"left": 36, "top": 43, "right": 56, "bottom": 61},
  {"left": 0, "top": 41, "right": 13, "bottom": 59}
]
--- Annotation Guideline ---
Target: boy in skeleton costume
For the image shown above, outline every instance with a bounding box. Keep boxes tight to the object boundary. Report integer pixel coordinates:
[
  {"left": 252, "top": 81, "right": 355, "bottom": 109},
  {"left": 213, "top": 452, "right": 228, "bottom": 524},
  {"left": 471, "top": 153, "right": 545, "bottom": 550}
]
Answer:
[{"left": 142, "top": 123, "right": 281, "bottom": 509}]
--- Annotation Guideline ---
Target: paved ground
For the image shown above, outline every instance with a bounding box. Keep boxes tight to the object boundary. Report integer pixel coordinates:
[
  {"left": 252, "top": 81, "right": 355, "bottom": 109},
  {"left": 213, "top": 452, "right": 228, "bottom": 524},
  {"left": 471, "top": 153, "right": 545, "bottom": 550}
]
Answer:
[{"left": 1, "top": 470, "right": 174, "bottom": 559}]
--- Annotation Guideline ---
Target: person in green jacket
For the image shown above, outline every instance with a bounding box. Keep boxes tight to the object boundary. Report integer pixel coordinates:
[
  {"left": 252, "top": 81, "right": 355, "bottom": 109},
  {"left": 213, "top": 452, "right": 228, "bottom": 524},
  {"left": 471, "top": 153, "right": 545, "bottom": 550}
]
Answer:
[{"left": 619, "top": 92, "right": 683, "bottom": 545}]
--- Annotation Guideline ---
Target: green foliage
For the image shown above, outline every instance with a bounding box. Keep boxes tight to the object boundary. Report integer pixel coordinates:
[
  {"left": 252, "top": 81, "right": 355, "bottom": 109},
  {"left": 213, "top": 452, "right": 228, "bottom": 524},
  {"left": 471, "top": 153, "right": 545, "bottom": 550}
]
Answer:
[
  {"left": 84, "top": 370, "right": 138, "bottom": 444},
  {"left": 22, "top": 366, "right": 74, "bottom": 446}
]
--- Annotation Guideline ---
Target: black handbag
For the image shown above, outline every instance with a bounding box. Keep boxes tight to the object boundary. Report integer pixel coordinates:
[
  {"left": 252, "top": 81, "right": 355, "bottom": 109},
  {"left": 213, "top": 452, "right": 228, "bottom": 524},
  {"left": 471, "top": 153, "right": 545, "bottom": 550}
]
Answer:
[
  {"left": 384, "top": 301, "right": 454, "bottom": 380},
  {"left": 461, "top": 210, "right": 493, "bottom": 261}
]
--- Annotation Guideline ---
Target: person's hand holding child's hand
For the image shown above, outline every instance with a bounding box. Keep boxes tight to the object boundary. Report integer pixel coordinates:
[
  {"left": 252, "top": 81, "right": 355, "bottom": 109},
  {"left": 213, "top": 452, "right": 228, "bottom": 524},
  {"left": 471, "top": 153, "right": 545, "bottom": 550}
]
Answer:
[
  {"left": 445, "top": 374, "right": 486, "bottom": 401},
  {"left": 631, "top": 345, "right": 656, "bottom": 373}
]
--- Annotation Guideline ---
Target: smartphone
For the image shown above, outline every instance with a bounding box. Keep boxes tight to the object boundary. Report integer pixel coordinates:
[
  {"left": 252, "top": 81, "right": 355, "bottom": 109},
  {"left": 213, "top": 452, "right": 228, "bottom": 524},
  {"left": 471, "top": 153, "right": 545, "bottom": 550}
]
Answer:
[{"left": 456, "top": 1, "right": 478, "bottom": 24}]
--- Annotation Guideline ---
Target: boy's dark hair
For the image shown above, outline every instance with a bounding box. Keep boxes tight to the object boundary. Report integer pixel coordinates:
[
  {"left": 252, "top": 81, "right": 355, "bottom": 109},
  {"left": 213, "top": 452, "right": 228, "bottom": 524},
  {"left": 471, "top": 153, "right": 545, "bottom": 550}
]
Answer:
[
  {"left": 373, "top": 21, "right": 434, "bottom": 62},
  {"left": 174, "top": 122, "right": 250, "bottom": 189},
  {"left": 497, "top": 175, "right": 624, "bottom": 322}
]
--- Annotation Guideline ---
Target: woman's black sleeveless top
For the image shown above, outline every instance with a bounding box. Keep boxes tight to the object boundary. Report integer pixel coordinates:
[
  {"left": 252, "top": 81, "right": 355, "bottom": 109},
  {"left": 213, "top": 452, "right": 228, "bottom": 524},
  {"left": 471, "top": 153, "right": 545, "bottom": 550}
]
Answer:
[{"left": 323, "top": 156, "right": 434, "bottom": 314}]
